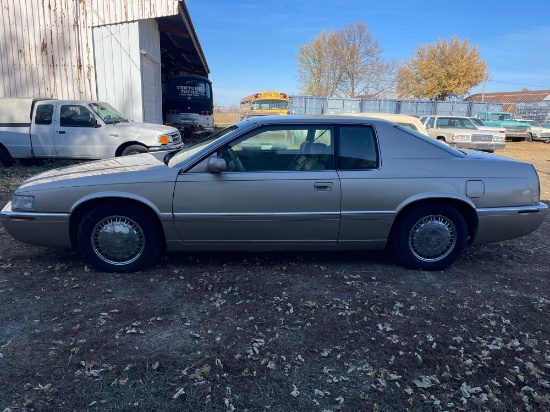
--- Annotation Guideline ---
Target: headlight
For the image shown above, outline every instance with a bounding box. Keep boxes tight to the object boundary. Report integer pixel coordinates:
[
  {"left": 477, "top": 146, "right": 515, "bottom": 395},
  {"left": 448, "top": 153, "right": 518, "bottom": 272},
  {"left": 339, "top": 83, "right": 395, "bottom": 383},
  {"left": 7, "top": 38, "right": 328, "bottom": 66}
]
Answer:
[
  {"left": 452, "top": 134, "right": 471, "bottom": 142},
  {"left": 158, "top": 135, "right": 172, "bottom": 145},
  {"left": 12, "top": 195, "right": 35, "bottom": 211}
]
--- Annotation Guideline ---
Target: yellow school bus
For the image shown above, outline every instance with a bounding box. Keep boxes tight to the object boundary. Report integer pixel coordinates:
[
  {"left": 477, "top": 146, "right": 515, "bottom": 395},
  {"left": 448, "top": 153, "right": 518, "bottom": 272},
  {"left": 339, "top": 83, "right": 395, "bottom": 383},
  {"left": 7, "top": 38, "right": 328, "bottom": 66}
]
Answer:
[{"left": 240, "top": 91, "right": 291, "bottom": 118}]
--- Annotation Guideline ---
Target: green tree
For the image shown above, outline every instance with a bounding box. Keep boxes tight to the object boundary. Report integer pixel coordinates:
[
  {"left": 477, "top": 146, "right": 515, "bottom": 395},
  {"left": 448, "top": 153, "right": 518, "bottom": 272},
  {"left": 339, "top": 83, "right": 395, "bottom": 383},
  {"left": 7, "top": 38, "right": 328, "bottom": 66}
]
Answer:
[
  {"left": 295, "top": 21, "right": 395, "bottom": 98},
  {"left": 396, "top": 36, "right": 489, "bottom": 100}
]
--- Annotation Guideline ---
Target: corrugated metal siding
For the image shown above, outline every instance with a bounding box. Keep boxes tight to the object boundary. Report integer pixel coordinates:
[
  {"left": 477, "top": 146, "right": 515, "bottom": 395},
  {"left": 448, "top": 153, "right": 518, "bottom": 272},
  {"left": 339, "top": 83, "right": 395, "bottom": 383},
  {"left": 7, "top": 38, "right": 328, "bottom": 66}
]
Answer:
[
  {"left": 94, "top": 22, "right": 142, "bottom": 119},
  {"left": 0, "top": 0, "right": 179, "bottom": 100}
]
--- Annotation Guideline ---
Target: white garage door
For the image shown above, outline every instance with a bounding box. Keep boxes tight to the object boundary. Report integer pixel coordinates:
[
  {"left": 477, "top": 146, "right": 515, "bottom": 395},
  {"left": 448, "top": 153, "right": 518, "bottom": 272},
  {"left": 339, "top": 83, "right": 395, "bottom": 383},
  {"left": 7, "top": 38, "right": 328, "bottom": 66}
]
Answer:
[{"left": 142, "top": 55, "right": 160, "bottom": 124}]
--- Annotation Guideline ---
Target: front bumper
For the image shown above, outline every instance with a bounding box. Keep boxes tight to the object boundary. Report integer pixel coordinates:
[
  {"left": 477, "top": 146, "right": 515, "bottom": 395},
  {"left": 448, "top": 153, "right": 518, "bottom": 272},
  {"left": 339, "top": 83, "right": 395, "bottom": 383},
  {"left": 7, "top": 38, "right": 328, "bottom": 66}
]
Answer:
[
  {"left": 505, "top": 132, "right": 530, "bottom": 140},
  {"left": 1, "top": 202, "right": 72, "bottom": 248},
  {"left": 473, "top": 203, "right": 548, "bottom": 244},
  {"left": 148, "top": 142, "right": 184, "bottom": 152},
  {"left": 452, "top": 142, "right": 506, "bottom": 151}
]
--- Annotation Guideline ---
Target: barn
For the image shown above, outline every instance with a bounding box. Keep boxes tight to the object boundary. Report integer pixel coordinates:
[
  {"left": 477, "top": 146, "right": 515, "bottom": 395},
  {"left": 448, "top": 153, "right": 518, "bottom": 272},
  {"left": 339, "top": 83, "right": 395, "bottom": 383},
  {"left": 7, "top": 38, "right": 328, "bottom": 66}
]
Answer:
[{"left": 0, "top": 0, "right": 208, "bottom": 124}]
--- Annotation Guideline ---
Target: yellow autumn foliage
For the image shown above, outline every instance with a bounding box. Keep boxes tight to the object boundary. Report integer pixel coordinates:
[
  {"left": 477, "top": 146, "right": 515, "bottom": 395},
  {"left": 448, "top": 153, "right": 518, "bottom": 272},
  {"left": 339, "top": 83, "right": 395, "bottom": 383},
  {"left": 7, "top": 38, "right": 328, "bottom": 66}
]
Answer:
[{"left": 396, "top": 36, "right": 489, "bottom": 100}]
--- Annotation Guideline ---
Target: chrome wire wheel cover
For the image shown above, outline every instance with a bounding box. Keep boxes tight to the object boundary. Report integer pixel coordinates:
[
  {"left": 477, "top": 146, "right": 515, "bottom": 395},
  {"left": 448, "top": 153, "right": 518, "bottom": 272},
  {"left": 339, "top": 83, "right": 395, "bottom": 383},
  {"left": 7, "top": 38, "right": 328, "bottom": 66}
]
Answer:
[
  {"left": 409, "top": 215, "right": 457, "bottom": 262},
  {"left": 91, "top": 216, "right": 145, "bottom": 265}
]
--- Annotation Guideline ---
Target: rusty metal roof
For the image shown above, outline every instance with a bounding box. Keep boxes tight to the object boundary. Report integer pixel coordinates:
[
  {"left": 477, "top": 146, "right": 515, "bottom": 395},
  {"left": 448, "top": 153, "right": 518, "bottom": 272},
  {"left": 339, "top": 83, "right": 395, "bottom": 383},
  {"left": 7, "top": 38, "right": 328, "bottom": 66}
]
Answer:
[{"left": 465, "top": 90, "right": 550, "bottom": 112}]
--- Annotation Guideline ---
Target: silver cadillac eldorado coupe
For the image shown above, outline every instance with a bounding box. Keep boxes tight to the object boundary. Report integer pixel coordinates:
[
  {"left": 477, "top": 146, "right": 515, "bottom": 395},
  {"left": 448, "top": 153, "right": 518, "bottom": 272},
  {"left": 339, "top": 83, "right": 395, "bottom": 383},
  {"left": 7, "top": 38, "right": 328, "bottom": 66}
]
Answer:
[{"left": 1, "top": 116, "right": 547, "bottom": 272}]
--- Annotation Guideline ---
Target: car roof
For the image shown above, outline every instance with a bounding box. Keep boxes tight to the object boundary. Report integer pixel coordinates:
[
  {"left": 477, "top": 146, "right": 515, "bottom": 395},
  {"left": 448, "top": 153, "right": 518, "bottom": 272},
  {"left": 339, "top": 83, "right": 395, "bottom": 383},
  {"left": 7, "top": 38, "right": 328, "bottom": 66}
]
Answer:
[{"left": 243, "top": 115, "right": 394, "bottom": 125}]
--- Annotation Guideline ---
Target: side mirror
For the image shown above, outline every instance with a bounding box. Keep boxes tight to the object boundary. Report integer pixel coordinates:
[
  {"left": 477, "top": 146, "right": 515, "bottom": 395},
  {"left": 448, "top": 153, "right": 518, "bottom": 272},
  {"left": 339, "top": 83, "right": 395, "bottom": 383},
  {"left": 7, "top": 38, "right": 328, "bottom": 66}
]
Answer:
[
  {"left": 207, "top": 156, "right": 227, "bottom": 173},
  {"left": 90, "top": 118, "right": 101, "bottom": 128},
  {"left": 426, "top": 124, "right": 433, "bottom": 129}
]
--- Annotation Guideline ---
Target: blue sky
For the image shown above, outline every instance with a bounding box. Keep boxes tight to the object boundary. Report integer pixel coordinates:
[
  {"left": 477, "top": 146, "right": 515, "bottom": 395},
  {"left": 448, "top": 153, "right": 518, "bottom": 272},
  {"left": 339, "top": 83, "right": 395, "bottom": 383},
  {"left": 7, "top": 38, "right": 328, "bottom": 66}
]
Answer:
[{"left": 186, "top": 0, "right": 550, "bottom": 107}]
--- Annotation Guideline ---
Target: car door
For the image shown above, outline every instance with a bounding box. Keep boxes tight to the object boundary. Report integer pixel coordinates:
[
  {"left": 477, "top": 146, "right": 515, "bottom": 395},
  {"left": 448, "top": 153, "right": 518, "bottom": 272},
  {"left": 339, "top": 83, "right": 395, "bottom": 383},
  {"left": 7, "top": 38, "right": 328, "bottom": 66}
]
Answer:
[
  {"left": 53, "top": 104, "right": 109, "bottom": 158},
  {"left": 336, "top": 125, "right": 390, "bottom": 248},
  {"left": 172, "top": 124, "right": 341, "bottom": 246},
  {"left": 29, "top": 103, "right": 58, "bottom": 157}
]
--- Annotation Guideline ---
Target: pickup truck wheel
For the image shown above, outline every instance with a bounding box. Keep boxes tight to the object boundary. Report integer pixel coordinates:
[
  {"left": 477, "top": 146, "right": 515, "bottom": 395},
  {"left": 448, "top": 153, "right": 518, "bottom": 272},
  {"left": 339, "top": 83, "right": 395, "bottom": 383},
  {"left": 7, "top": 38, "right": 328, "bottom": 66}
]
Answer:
[
  {"left": 122, "top": 145, "right": 149, "bottom": 156},
  {"left": 78, "top": 205, "right": 161, "bottom": 272},
  {"left": 0, "top": 147, "right": 13, "bottom": 167},
  {"left": 392, "top": 203, "right": 468, "bottom": 271}
]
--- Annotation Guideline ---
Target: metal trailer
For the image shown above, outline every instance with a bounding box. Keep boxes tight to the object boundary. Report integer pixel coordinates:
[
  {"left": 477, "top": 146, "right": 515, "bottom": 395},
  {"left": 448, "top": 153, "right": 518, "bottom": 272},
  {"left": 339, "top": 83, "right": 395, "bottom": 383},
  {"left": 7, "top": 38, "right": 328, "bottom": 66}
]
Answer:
[
  {"left": 289, "top": 96, "right": 325, "bottom": 115},
  {"left": 397, "top": 100, "right": 435, "bottom": 116}
]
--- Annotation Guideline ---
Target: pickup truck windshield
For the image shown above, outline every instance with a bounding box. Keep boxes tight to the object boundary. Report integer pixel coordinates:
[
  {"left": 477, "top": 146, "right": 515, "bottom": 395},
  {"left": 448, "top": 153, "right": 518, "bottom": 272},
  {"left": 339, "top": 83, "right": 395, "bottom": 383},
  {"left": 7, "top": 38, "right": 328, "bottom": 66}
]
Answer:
[
  {"left": 89, "top": 103, "right": 129, "bottom": 124},
  {"left": 488, "top": 113, "right": 513, "bottom": 121}
]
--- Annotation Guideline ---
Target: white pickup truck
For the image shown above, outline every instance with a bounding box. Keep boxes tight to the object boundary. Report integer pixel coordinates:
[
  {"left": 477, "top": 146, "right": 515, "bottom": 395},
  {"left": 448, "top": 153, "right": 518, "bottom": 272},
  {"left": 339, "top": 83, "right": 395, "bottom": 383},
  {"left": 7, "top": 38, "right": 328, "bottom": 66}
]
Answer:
[{"left": 0, "top": 98, "right": 183, "bottom": 166}]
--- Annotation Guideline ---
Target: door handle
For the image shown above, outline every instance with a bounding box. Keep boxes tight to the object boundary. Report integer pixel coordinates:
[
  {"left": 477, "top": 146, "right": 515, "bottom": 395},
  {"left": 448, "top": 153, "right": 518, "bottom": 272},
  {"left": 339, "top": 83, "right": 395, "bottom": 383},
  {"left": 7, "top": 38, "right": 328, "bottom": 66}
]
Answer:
[
  {"left": 57, "top": 131, "right": 66, "bottom": 134},
  {"left": 314, "top": 182, "right": 333, "bottom": 191}
]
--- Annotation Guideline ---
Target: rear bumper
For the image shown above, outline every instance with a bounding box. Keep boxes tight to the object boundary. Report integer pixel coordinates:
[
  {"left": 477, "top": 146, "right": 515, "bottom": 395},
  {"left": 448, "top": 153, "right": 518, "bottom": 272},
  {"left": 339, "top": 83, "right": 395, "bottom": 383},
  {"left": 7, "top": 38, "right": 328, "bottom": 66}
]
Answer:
[{"left": 473, "top": 203, "right": 548, "bottom": 244}]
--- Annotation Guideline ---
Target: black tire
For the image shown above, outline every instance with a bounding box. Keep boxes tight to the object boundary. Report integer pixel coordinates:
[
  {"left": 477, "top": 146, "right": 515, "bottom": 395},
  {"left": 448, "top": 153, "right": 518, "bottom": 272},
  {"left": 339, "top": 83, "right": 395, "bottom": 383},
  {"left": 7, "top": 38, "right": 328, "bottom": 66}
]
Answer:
[
  {"left": 77, "top": 204, "right": 161, "bottom": 272},
  {"left": 392, "top": 203, "right": 468, "bottom": 271},
  {"left": 0, "top": 147, "right": 14, "bottom": 167},
  {"left": 527, "top": 133, "right": 533, "bottom": 142},
  {"left": 122, "top": 145, "right": 149, "bottom": 156}
]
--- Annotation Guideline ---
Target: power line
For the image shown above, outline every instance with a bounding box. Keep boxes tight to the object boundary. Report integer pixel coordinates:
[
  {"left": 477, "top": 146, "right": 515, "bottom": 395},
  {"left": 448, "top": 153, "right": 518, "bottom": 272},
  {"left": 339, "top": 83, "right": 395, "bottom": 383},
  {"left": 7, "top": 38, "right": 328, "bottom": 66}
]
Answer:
[{"left": 488, "top": 80, "right": 548, "bottom": 89}]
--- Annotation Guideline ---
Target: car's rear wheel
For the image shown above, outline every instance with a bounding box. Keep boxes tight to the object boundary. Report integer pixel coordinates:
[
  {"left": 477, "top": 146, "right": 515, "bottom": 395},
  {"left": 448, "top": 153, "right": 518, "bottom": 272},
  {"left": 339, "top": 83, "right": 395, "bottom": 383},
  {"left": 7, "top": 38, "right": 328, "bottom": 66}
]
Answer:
[
  {"left": 122, "top": 145, "right": 149, "bottom": 156},
  {"left": 0, "top": 147, "right": 13, "bottom": 167},
  {"left": 78, "top": 205, "right": 161, "bottom": 272},
  {"left": 392, "top": 203, "right": 468, "bottom": 271},
  {"left": 527, "top": 133, "right": 533, "bottom": 142}
]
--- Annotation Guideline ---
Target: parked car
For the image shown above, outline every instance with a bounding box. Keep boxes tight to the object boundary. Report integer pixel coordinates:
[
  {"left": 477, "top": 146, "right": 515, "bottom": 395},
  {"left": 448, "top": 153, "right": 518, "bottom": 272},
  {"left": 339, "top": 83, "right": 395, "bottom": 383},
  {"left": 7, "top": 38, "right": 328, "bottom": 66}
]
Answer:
[
  {"left": 344, "top": 113, "right": 429, "bottom": 136},
  {"left": 2, "top": 116, "right": 547, "bottom": 273},
  {"left": 422, "top": 115, "right": 505, "bottom": 152},
  {"left": 476, "top": 111, "right": 531, "bottom": 141},
  {"left": 468, "top": 117, "right": 507, "bottom": 136},
  {"left": 514, "top": 119, "right": 550, "bottom": 142},
  {"left": 0, "top": 98, "right": 183, "bottom": 167}
]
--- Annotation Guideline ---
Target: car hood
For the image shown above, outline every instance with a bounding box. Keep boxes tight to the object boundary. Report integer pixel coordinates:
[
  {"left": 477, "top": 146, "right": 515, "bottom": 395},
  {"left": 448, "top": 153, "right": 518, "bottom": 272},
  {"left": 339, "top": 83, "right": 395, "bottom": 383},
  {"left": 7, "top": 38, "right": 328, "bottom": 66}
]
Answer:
[
  {"left": 107, "top": 122, "right": 178, "bottom": 135},
  {"left": 16, "top": 153, "right": 176, "bottom": 192},
  {"left": 498, "top": 121, "right": 530, "bottom": 127}
]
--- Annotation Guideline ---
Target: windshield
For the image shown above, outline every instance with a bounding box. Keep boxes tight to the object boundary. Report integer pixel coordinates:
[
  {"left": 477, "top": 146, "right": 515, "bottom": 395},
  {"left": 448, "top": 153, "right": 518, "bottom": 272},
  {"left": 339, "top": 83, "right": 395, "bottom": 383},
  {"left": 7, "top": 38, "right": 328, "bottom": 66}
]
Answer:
[
  {"left": 470, "top": 118, "right": 485, "bottom": 126},
  {"left": 167, "top": 125, "right": 238, "bottom": 166},
  {"left": 489, "top": 113, "right": 512, "bottom": 121},
  {"left": 90, "top": 103, "right": 129, "bottom": 124},
  {"left": 524, "top": 120, "right": 541, "bottom": 127},
  {"left": 251, "top": 99, "right": 289, "bottom": 110}
]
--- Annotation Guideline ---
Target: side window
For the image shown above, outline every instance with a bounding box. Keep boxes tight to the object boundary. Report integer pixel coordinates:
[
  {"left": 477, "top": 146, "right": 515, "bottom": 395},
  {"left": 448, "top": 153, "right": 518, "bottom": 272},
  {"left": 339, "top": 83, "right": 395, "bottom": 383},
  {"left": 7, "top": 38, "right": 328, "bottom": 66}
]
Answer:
[
  {"left": 338, "top": 126, "right": 378, "bottom": 170},
  {"left": 425, "top": 117, "right": 435, "bottom": 128},
  {"left": 216, "top": 125, "right": 334, "bottom": 172},
  {"left": 34, "top": 104, "right": 53, "bottom": 125},
  {"left": 438, "top": 118, "right": 451, "bottom": 127},
  {"left": 60, "top": 105, "right": 95, "bottom": 127}
]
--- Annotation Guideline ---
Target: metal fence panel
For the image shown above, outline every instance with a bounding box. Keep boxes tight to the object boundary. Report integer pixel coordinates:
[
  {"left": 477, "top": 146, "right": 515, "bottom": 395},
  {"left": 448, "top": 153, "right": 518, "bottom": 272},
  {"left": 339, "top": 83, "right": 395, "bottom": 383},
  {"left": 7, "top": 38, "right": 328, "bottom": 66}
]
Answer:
[
  {"left": 360, "top": 99, "right": 397, "bottom": 113},
  {"left": 343, "top": 98, "right": 361, "bottom": 113},
  {"left": 469, "top": 102, "right": 505, "bottom": 117},
  {"left": 398, "top": 100, "right": 435, "bottom": 116},
  {"left": 433, "top": 101, "right": 470, "bottom": 116},
  {"left": 290, "top": 96, "right": 325, "bottom": 115},
  {"left": 514, "top": 101, "right": 550, "bottom": 123},
  {"left": 326, "top": 98, "right": 344, "bottom": 114}
]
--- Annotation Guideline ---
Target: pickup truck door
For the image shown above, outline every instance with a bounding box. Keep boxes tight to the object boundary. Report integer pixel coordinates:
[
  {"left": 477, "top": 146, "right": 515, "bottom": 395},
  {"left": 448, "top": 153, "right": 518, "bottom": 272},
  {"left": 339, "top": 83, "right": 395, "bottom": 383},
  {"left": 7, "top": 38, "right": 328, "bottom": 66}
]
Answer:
[
  {"left": 53, "top": 104, "right": 111, "bottom": 159},
  {"left": 29, "top": 103, "right": 59, "bottom": 157}
]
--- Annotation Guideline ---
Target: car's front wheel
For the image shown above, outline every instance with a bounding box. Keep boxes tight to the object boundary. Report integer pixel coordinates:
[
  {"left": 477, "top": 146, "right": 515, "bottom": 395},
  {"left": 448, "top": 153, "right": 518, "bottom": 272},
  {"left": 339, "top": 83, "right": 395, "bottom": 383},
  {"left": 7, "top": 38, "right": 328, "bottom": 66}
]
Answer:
[
  {"left": 392, "top": 203, "right": 468, "bottom": 271},
  {"left": 122, "top": 145, "right": 149, "bottom": 156},
  {"left": 78, "top": 205, "right": 161, "bottom": 272},
  {"left": 527, "top": 133, "right": 533, "bottom": 142}
]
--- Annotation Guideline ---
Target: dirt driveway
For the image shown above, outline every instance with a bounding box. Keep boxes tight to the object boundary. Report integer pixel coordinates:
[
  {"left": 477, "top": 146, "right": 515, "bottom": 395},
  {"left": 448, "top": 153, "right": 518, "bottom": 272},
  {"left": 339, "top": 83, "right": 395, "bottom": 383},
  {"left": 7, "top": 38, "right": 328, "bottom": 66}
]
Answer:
[{"left": 1, "top": 142, "right": 549, "bottom": 411}]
